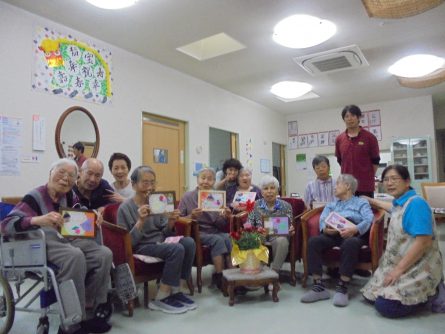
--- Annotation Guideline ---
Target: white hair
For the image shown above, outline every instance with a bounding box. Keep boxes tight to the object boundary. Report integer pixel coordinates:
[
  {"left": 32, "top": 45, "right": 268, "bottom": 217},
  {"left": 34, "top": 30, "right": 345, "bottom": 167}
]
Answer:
[
  {"left": 337, "top": 174, "right": 358, "bottom": 194},
  {"left": 238, "top": 168, "right": 253, "bottom": 176},
  {"left": 197, "top": 167, "right": 216, "bottom": 178},
  {"left": 259, "top": 175, "right": 279, "bottom": 189},
  {"left": 49, "top": 158, "right": 78, "bottom": 176}
]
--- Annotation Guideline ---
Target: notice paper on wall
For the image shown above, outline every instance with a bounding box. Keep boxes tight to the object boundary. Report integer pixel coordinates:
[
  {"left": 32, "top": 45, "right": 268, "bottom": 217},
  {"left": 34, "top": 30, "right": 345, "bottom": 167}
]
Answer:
[
  {"left": 0, "top": 115, "right": 23, "bottom": 175},
  {"left": 32, "top": 115, "right": 46, "bottom": 151}
]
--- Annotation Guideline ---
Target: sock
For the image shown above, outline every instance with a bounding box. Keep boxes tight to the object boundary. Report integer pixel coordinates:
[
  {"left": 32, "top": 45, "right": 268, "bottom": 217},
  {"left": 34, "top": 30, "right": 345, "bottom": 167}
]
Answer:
[
  {"left": 171, "top": 285, "right": 180, "bottom": 294},
  {"left": 336, "top": 279, "right": 349, "bottom": 294},
  {"left": 312, "top": 279, "right": 325, "bottom": 292},
  {"left": 155, "top": 289, "right": 170, "bottom": 301}
]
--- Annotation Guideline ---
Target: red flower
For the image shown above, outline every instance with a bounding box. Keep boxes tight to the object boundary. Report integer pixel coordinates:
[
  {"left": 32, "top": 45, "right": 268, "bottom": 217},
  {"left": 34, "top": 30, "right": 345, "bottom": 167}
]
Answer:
[
  {"left": 230, "top": 231, "right": 241, "bottom": 240},
  {"left": 246, "top": 200, "right": 254, "bottom": 213}
]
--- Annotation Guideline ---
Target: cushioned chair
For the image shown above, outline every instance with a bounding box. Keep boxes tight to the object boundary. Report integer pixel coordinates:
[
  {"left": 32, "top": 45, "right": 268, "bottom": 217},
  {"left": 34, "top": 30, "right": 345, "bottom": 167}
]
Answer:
[
  {"left": 421, "top": 182, "right": 445, "bottom": 223},
  {"left": 101, "top": 202, "right": 193, "bottom": 316},
  {"left": 191, "top": 215, "right": 235, "bottom": 293},
  {"left": 300, "top": 205, "right": 385, "bottom": 287}
]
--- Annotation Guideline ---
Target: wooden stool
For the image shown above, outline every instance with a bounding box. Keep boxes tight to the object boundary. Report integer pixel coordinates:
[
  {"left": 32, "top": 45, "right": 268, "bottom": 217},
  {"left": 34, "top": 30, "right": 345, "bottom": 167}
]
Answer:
[{"left": 222, "top": 267, "right": 279, "bottom": 306}]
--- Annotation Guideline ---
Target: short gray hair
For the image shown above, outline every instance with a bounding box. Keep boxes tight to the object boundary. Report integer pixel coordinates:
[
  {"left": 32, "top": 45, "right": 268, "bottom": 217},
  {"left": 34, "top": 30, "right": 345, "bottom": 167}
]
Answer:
[
  {"left": 131, "top": 165, "right": 156, "bottom": 184},
  {"left": 80, "top": 158, "right": 104, "bottom": 172},
  {"left": 238, "top": 168, "right": 252, "bottom": 177},
  {"left": 337, "top": 174, "right": 358, "bottom": 194},
  {"left": 259, "top": 175, "right": 279, "bottom": 189},
  {"left": 197, "top": 167, "right": 216, "bottom": 178},
  {"left": 50, "top": 158, "right": 78, "bottom": 176}
]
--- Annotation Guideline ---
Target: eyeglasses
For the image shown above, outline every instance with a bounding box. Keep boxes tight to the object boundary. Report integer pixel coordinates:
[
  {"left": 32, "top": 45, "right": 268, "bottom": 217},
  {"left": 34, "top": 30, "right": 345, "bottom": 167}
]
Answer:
[
  {"left": 382, "top": 176, "right": 402, "bottom": 183},
  {"left": 55, "top": 169, "right": 77, "bottom": 181}
]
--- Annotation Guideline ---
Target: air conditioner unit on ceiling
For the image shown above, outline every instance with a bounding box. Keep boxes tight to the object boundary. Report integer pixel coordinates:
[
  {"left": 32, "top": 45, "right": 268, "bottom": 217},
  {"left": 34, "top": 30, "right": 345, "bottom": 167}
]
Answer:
[{"left": 293, "top": 45, "right": 369, "bottom": 76}]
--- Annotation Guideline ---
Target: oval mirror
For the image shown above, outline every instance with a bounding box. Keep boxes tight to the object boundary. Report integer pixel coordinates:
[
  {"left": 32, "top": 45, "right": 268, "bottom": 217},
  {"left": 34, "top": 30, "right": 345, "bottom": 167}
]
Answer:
[{"left": 55, "top": 106, "right": 100, "bottom": 158}]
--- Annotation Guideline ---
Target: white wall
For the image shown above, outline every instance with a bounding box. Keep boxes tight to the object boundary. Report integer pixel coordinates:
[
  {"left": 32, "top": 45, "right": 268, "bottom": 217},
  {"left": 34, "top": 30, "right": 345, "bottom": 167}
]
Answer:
[
  {"left": 0, "top": 3, "right": 286, "bottom": 197},
  {"left": 286, "top": 95, "right": 437, "bottom": 196}
]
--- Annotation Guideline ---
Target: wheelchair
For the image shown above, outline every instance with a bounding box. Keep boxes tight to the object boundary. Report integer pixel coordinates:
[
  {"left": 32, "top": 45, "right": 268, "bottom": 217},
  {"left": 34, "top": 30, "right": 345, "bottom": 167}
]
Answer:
[{"left": 0, "top": 228, "right": 83, "bottom": 334}]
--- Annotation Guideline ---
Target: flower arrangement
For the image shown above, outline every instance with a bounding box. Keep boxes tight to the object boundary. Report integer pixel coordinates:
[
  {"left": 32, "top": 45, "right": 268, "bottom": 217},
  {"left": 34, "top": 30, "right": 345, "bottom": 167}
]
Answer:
[{"left": 230, "top": 222, "right": 266, "bottom": 251}]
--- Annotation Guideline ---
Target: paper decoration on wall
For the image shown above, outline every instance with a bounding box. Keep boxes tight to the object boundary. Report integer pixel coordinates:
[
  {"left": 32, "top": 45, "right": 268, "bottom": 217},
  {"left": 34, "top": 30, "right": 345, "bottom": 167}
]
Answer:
[
  {"left": 288, "top": 135, "right": 298, "bottom": 150},
  {"left": 245, "top": 138, "right": 253, "bottom": 169},
  {"left": 298, "top": 134, "right": 308, "bottom": 148},
  {"left": 328, "top": 130, "right": 340, "bottom": 146},
  {"left": 369, "top": 126, "right": 382, "bottom": 141},
  {"left": 0, "top": 116, "right": 23, "bottom": 176},
  {"left": 307, "top": 133, "right": 318, "bottom": 148},
  {"left": 296, "top": 153, "right": 307, "bottom": 171},
  {"left": 318, "top": 132, "right": 329, "bottom": 146},
  {"left": 32, "top": 26, "right": 113, "bottom": 104},
  {"left": 288, "top": 121, "right": 298, "bottom": 136}
]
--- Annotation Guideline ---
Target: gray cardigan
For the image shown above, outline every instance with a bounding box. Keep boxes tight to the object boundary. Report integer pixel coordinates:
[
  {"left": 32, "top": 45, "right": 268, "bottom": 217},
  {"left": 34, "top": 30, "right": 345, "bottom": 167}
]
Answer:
[{"left": 117, "top": 198, "right": 174, "bottom": 252}]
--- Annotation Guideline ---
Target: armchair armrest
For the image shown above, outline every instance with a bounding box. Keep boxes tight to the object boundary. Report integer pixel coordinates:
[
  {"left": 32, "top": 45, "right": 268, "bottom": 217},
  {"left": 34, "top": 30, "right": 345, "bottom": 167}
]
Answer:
[
  {"left": 101, "top": 221, "right": 135, "bottom": 270},
  {"left": 175, "top": 217, "right": 193, "bottom": 237}
]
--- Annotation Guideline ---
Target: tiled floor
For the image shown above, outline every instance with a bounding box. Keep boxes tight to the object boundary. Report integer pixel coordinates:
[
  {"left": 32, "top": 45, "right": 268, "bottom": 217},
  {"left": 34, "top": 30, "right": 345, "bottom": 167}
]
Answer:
[{"left": 6, "top": 223, "right": 445, "bottom": 334}]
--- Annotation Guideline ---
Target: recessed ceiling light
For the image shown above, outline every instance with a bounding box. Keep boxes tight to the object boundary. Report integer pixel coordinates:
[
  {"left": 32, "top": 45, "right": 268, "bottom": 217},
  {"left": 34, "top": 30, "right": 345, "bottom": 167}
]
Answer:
[
  {"left": 270, "top": 81, "right": 312, "bottom": 99},
  {"left": 86, "top": 0, "right": 138, "bottom": 10},
  {"left": 388, "top": 54, "right": 445, "bottom": 78},
  {"left": 273, "top": 14, "right": 336, "bottom": 49}
]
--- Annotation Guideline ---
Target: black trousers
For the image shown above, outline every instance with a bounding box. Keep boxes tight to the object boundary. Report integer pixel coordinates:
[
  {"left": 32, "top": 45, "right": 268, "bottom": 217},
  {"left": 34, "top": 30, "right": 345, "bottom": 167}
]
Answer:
[{"left": 307, "top": 231, "right": 369, "bottom": 279}]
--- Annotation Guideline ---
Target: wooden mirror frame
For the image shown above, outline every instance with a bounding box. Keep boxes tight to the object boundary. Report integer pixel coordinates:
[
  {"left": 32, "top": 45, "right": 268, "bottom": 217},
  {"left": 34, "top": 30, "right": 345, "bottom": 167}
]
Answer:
[{"left": 55, "top": 106, "right": 100, "bottom": 158}]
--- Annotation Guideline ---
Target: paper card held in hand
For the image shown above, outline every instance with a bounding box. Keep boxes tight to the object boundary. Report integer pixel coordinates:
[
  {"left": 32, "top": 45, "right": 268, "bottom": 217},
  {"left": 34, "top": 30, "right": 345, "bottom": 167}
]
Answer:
[
  {"left": 149, "top": 191, "right": 176, "bottom": 214},
  {"left": 232, "top": 191, "right": 256, "bottom": 208},
  {"left": 60, "top": 208, "right": 96, "bottom": 238},
  {"left": 198, "top": 190, "right": 226, "bottom": 211},
  {"left": 325, "top": 212, "right": 356, "bottom": 231},
  {"left": 263, "top": 216, "right": 289, "bottom": 235}
]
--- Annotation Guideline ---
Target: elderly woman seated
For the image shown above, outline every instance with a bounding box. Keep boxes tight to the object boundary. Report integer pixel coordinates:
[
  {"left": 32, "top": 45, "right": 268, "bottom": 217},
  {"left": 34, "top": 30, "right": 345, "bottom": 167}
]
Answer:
[
  {"left": 227, "top": 168, "right": 262, "bottom": 210},
  {"left": 300, "top": 174, "right": 373, "bottom": 307},
  {"left": 179, "top": 167, "right": 232, "bottom": 289},
  {"left": 362, "top": 165, "right": 444, "bottom": 318},
  {"left": 247, "top": 175, "right": 293, "bottom": 275},
  {"left": 0, "top": 158, "right": 112, "bottom": 334},
  {"left": 117, "top": 166, "right": 196, "bottom": 314}
]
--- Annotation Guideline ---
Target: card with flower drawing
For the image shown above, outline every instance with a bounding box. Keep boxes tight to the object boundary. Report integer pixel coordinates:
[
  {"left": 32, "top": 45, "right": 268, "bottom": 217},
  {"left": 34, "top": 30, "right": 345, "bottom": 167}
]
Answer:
[
  {"left": 149, "top": 191, "right": 176, "bottom": 214},
  {"left": 263, "top": 216, "right": 289, "bottom": 235},
  {"left": 325, "top": 212, "right": 356, "bottom": 231},
  {"left": 60, "top": 207, "right": 96, "bottom": 238},
  {"left": 198, "top": 190, "right": 226, "bottom": 211}
]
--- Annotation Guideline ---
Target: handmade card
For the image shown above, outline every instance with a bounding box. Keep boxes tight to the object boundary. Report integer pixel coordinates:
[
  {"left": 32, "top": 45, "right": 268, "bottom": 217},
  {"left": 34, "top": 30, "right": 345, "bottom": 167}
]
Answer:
[
  {"left": 263, "top": 216, "right": 289, "bottom": 235},
  {"left": 198, "top": 190, "right": 226, "bottom": 211},
  {"left": 325, "top": 212, "right": 356, "bottom": 231},
  {"left": 60, "top": 208, "right": 96, "bottom": 238},
  {"left": 149, "top": 191, "right": 176, "bottom": 214},
  {"left": 232, "top": 191, "right": 256, "bottom": 207}
]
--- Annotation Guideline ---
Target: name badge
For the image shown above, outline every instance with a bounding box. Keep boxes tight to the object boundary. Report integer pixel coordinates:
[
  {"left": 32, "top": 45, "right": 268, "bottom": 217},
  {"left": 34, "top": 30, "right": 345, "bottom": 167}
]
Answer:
[{"left": 358, "top": 141, "right": 364, "bottom": 145}]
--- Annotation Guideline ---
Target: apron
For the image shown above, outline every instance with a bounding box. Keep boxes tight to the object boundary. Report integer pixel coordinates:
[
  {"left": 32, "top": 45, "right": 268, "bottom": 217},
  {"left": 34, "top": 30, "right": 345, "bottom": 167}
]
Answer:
[{"left": 362, "top": 195, "right": 443, "bottom": 305}]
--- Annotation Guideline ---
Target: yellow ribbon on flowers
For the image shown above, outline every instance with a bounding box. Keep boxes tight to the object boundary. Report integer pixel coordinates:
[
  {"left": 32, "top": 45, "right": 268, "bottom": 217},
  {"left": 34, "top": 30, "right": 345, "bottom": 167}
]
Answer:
[{"left": 231, "top": 242, "right": 269, "bottom": 266}]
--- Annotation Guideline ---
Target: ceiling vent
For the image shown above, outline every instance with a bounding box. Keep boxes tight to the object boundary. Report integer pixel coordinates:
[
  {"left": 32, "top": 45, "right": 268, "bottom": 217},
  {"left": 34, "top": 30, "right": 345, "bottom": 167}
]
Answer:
[{"left": 293, "top": 45, "right": 369, "bottom": 76}]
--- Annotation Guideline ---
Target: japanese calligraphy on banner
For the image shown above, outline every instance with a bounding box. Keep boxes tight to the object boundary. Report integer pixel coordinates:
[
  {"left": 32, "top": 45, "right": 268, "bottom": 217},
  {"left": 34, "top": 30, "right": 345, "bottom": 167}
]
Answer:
[{"left": 32, "top": 26, "right": 113, "bottom": 104}]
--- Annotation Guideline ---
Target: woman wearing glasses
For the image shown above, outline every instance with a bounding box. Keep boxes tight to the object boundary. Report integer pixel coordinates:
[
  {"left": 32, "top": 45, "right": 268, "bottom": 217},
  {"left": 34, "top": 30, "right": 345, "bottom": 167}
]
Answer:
[{"left": 362, "top": 164, "right": 444, "bottom": 318}]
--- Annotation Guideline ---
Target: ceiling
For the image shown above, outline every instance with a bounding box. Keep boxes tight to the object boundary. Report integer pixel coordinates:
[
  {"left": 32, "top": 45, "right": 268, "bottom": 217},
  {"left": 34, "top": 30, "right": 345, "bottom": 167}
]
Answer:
[{"left": 4, "top": 0, "right": 445, "bottom": 114}]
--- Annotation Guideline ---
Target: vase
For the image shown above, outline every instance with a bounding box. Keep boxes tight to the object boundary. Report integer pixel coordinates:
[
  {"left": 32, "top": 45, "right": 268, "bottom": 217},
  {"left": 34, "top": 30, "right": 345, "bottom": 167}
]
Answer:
[{"left": 239, "top": 250, "right": 262, "bottom": 274}]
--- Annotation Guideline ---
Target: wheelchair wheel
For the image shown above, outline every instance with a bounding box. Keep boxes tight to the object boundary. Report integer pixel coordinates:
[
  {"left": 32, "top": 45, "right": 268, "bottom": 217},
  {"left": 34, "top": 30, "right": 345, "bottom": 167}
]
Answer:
[{"left": 0, "top": 274, "right": 14, "bottom": 334}]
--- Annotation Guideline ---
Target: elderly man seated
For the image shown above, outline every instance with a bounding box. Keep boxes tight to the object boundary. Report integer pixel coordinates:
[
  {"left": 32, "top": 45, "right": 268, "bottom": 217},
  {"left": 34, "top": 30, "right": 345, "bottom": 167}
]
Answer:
[
  {"left": 73, "top": 158, "right": 115, "bottom": 211},
  {"left": 1, "top": 158, "right": 113, "bottom": 334},
  {"left": 300, "top": 174, "right": 373, "bottom": 307}
]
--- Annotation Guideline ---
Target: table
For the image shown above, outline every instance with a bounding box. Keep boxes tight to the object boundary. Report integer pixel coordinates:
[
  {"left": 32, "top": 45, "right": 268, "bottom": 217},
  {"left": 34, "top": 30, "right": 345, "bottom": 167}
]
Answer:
[{"left": 221, "top": 267, "right": 279, "bottom": 306}]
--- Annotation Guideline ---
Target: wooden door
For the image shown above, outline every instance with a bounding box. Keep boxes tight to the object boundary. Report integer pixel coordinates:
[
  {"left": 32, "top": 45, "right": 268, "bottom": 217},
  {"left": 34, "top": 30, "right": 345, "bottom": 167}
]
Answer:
[{"left": 142, "top": 117, "right": 185, "bottom": 198}]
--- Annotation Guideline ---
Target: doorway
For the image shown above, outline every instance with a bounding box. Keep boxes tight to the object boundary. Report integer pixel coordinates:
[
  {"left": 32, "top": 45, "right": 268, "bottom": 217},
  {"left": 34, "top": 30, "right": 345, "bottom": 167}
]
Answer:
[
  {"left": 209, "top": 127, "right": 239, "bottom": 172},
  {"left": 142, "top": 114, "right": 186, "bottom": 198},
  {"left": 272, "top": 142, "right": 286, "bottom": 196}
]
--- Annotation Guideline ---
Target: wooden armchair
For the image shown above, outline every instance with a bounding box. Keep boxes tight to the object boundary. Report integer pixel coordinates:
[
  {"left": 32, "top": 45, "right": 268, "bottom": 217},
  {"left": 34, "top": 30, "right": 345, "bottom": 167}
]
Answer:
[
  {"left": 300, "top": 205, "right": 385, "bottom": 287},
  {"left": 101, "top": 203, "right": 193, "bottom": 316},
  {"left": 191, "top": 215, "right": 236, "bottom": 293}
]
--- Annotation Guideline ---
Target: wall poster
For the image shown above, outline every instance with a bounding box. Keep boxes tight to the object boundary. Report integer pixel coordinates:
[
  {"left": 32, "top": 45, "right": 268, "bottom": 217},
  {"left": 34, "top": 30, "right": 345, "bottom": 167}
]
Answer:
[{"left": 32, "top": 26, "right": 113, "bottom": 104}]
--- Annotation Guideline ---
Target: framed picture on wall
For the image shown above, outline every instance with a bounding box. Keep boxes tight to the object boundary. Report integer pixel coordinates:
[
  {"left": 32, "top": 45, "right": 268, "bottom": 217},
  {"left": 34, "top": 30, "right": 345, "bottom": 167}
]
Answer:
[
  {"left": 369, "top": 126, "right": 382, "bottom": 141},
  {"left": 298, "top": 134, "right": 308, "bottom": 148},
  {"left": 360, "top": 113, "right": 369, "bottom": 127},
  {"left": 368, "top": 110, "right": 381, "bottom": 126},
  {"left": 307, "top": 133, "right": 318, "bottom": 148},
  {"left": 260, "top": 159, "right": 271, "bottom": 173}
]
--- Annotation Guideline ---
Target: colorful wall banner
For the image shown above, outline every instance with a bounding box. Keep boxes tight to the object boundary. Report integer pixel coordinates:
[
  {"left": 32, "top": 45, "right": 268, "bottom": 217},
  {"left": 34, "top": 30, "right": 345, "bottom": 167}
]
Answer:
[{"left": 32, "top": 26, "right": 113, "bottom": 104}]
